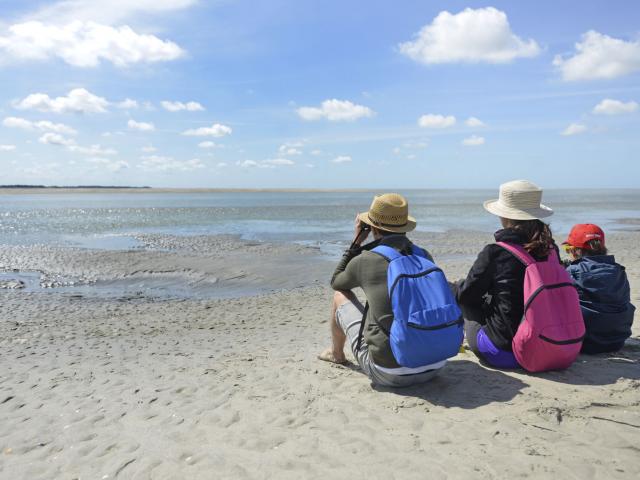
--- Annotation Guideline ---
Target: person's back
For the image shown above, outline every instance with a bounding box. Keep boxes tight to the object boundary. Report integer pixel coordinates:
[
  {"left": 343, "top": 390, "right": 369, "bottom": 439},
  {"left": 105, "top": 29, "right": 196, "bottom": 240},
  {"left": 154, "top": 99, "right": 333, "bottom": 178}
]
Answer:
[{"left": 563, "top": 224, "right": 635, "bottom": 354}]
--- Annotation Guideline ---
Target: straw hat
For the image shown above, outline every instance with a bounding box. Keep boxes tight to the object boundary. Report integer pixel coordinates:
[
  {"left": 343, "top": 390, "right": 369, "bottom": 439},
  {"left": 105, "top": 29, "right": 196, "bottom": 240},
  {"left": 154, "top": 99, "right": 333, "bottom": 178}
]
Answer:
[
  {"left": 483, "top": 180, "right": 553, "bottom": 221},
  {"left": 357, "top": 193, "right": 416, "bottom": 233}
]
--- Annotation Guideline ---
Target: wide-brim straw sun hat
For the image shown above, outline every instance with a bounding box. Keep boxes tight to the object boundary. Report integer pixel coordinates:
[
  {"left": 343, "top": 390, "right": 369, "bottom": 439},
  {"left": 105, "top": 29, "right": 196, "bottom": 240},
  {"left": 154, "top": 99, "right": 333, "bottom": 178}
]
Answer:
[
  {"left": 357, "top": 193, "right": 416, "bottom": 233},
  {"left": 483, "top": 180, "right": 553, "bottom": 221}
]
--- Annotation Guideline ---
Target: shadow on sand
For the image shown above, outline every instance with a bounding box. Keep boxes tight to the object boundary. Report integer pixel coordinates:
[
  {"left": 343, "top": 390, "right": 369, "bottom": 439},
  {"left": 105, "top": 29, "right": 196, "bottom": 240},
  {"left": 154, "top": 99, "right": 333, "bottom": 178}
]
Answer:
[
  {"left": 532, "top": 337, "right": 640, "bottom": 386},
  {"left": 372, "top": 359, "right": 528, "bottom": 409}
]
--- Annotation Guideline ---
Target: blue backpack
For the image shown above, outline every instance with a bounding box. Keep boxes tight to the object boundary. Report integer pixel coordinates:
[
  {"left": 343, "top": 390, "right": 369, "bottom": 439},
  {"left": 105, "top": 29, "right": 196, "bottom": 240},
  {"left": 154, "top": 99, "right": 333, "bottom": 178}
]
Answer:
[{"left": 358, "top": 244, "right": 463, "bottom": 368}]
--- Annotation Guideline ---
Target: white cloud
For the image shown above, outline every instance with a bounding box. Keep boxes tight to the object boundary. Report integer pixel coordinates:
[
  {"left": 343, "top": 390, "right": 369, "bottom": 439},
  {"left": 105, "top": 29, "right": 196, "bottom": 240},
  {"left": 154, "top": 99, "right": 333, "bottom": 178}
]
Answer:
[
  {"left": 462, "top": 135, "right": 485, "bottom": 146},
  {"left": 161, "top": 100, "right": 205, "bottom": 112},
  {"left": 310, "top": 149, "right": 322, "bottom": 156},
  {"left": 116, "top": 98, "right": 138, "bottom": 109},
  {"left": 237, "top": 160, "right": 259, "bottom": 168},
  {"left": 237, "top": 158, "right": 295, "bottom": 168},
  {"left": 128, "top": 119, "right": 155, "bottom": 132},
  {"left": 38, "top": 132, "right": 75, "bottom": 146},
  {"left": 399, "top": 7, "right": 540, "bottom": 64},
  {"left": 86, "top": 157, "right": 129, "bottom": 172},
  {"left": 141, "top": 145, "right": 157, "bottom": 153},
  {"left": 264, "top": 158, "right": 295, "bottom": 166},
  {"left": 418, "top": 114, "right": 456, "bottom": 128},
  {"left": 465, "top": 116, "right": 486, "bottom": 127},
  {"left": 592, "top": 98, "right": 638, "bottom": 115},
  {"left": 297, "top": 99, "right": 374, "bottom": 122},
  {"left": 182, "top": 123, "right": 232, "bottom": 137},
  {"left": 553, "top": 31, "right": 640, "bottom": 81},
  {"left": 3, "top": 116, "right": 77, "bottom": 134},
  {"left": 198, "top": 141, "right": 216, "bottom": 149},
  {"left": 331, "top": 155, "right": 352, "bottom": 164},
  {"left": 30, "top": 0, "right": 198, "bottom": 25},
  {"left": 278, "top": 142, "right": 303, "bottom": 156},
  {"left": 0, "top": 144, "right": 16, "bottom": 151},
  {"left": 561, "top": 123, "right": 587, "bottom": 136},
  {"left": 140, "top": 155, "right": 204, "bottom": 172},
  {"left": 216, "top": 162, "right": 228, "bottom": 168},
  {"left": 0, "top": 21, "right": 185, "bottom": 68},
  {"left": 37, "top": 131, "right": 116, "bottom": 156},
  {"left": 14, "top": 88, "right": 108, "bottom": 114},
  {"left": 68, "top": 144, "right": 117, "bottom": 156}
]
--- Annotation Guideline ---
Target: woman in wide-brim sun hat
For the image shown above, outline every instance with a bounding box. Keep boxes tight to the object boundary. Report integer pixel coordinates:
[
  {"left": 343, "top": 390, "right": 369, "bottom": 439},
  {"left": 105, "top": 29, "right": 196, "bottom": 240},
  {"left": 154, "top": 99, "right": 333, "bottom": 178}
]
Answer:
[{"left": 451, "top": 180, "right": 559, "bottom": 369}]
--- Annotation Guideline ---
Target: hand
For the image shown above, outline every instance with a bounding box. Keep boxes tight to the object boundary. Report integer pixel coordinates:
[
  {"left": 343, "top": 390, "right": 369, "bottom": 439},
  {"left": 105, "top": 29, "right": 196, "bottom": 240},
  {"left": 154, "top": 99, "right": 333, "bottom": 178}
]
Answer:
[{"left": 352, "top": 214, "right": 370, "bottom": 247}]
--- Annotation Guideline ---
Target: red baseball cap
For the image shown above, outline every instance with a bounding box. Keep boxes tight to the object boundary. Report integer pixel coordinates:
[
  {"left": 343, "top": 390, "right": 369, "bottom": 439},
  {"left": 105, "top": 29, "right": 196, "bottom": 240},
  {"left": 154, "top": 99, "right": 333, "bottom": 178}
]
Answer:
[{"left": 563, "top": 224, "right": 605, "bottom": 249}]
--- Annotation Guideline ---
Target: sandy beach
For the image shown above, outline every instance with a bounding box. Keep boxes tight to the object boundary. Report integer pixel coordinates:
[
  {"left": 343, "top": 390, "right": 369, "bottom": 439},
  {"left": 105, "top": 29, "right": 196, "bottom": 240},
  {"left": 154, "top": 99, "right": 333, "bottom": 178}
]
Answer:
[{"left": 1, "top": 231, "right": 639, "bottom": 479}]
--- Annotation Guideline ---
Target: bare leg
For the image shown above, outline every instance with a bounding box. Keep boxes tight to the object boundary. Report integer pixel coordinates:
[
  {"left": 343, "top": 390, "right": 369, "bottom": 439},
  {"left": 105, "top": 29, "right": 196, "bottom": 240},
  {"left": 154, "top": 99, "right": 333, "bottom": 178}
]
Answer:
[{"left": 319, "top": 290, "right": 363, "bottom": 364}]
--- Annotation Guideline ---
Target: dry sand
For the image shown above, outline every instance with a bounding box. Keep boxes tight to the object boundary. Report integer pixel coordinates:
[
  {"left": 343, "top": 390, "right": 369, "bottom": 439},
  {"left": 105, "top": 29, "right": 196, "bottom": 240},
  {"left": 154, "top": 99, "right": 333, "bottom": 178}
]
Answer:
[{"left": 1, "top": 231, "right": 639, "bottom": 479}]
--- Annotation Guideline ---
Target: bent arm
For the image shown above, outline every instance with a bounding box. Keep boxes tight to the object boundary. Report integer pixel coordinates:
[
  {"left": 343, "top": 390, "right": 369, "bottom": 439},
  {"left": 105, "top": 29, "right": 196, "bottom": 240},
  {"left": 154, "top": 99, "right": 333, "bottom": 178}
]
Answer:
[
  {"left": 331, "top": 251, "right": 362, "bottom": 291},
  {"left": 456, "top": 245, "right": 494, "bottom": 323}
]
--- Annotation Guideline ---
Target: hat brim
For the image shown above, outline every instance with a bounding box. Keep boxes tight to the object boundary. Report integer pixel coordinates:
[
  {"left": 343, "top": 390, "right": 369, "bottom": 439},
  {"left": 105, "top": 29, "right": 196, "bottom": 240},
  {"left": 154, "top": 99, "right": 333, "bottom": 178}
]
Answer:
[
  {"left": 357, "top": 212, "right": 416, "bottom": 233},
  {"left": 483, "top": 199, "right": 554, "bottom": 221}
]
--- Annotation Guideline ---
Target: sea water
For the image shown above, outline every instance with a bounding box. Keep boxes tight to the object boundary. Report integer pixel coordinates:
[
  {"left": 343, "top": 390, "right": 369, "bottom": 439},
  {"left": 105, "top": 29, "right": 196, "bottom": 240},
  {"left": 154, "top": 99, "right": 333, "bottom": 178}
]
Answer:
[{"left": 0, "top": 189, "right": 639, "bottom": 249}]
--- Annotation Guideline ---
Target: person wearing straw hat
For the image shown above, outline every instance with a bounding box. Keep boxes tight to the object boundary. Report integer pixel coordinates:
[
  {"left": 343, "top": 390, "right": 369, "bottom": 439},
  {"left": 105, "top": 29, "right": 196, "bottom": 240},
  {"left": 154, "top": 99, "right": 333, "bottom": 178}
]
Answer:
[
  {"left": 453, "top": 180, "right": 560, "bottom": 369},
  {"left": 319, "top": 193, "right": 446, "bottom": 387}
]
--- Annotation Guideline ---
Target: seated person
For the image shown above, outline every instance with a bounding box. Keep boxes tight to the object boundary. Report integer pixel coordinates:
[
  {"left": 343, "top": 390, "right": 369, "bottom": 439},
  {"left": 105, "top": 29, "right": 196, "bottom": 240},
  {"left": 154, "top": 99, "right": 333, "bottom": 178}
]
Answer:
[
  {"left": 319, "top": 193, "right": 451, "bottom": 388},
  {"left": 454, "top": 180, "right": 558, "bottom": 369},
  {"left": 563, "top": 224, "right": 635, "bottom": 354}
]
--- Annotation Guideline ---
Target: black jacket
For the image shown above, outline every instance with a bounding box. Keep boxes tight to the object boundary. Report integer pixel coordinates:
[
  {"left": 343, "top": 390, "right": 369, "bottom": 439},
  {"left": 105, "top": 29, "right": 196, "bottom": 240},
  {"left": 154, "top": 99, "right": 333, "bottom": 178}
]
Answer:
[
  {"left": 454, "top": 228, "right": 557, "bottom": 351},
  {"left": 567, "top": 255, "right": 635, "bottom": 353}
]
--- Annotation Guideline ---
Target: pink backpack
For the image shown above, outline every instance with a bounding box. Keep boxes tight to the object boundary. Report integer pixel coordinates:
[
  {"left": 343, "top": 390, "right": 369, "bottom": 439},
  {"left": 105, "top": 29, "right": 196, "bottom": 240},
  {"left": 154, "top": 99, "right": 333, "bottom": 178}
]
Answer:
[{"left": 497, "top": 242, "right": 585, "bottom": 372}]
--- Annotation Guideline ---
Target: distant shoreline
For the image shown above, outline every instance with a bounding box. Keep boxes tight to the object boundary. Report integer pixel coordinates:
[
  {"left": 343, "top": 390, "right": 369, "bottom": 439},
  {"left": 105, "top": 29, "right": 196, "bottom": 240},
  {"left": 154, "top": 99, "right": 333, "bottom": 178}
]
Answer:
[{"left": 1, "top": 186, "right": 639, "bottom": 195}]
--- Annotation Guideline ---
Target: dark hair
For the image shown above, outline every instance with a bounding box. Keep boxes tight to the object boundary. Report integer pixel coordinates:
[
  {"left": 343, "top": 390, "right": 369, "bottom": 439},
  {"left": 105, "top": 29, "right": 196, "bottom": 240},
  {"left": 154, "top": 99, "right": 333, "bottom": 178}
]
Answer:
[
  {"left": 582, "top": 239, "right": 608, "bottom": 256},
  {"left": 508, "top": 219, "right": 554, "bottom": 259}
]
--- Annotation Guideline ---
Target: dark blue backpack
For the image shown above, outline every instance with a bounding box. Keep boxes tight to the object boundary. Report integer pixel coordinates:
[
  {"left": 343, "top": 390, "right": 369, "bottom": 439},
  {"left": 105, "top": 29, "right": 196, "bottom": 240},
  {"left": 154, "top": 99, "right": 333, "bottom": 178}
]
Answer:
[{"left": 360, "top": 244, "right": 463, "bottom": 368}]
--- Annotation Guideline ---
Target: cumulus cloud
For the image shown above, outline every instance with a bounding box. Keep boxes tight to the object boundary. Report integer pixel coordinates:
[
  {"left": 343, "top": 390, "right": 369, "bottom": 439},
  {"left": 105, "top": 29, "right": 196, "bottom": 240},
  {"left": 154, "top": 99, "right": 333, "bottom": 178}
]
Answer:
[
  {"left": 182, "top": 123, "right": 232, "bottom": 137},
  {"left": 331, "top": 155, "right": 352, "bottom": 164},
  {"left": 264, "top": 158, "right": 295, "bottom": 166},
  {"left": 38, "top": 132, "right": 76, "bottom": 146},
  {"left": 297, "top": 99, "right": 374, "bottom": 122},
  {"left": 116, "top": 98, "right": 138, "bottom": 109},
  {"left": 140, "top": 145, "right": 157, "bottom": 153},
  {"left": 237, "top": 158, "right": 295, "bottom": 168},
  {"left": 68, "top": 144, "right": 117, "bottom": 156},
  {"left": 86, "top": 157, "right": 129, "bottom": 172},
  {"left": 0, "top": 21, "right": 185, "bottom": 68},
  {"left": 561, "top": 123, "right": 587, "bottom": 136},
  {"left": 128, "top": 119, "right": 155, "bottom": 131},
  {"left": 465, "top": 116, "right": 486, "bottom": 127},
  {"left": 418, "top": 114, "right": 456, "bottom": 128},
  {"left": 592, "top": 98, "right": 638, "bottom": 115},
  {"left": 3, "top": 116, "right": 77, "bottom": 134},
  {"left": 462, "top": 135, "right": 485, "bottom": 146},
  {"left": 161, "top": 100, "right": 205, "bottom": 112},
  {"left": 140, "top": 155, "right": 204, "bottom": 172},
  {"left": 38, "top": 131, "right": 116, "bottom": 156},
  {"left": 198, "top": 141, "right": 216, "bottom": 149},
  {"left": 14, "top": 88, "right": 108, "bottom": 114},
  {"left": 0, "top": 144, "right": 16, "bottom": 151},
  {"left": 399, "top": 7, "right": 540, "bottom": 64},
  {"left": 278, "top": 142, "right": 303, "bottom": 156},
  {"left": 553, "top": 31, "right": 640, "bottom": 81}
]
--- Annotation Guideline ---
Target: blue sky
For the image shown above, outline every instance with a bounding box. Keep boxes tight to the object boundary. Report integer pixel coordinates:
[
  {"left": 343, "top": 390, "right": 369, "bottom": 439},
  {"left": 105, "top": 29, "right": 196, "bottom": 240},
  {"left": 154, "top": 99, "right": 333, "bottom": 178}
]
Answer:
[{"left": 0, "top": 0, "right": 639, "bottom": 188}]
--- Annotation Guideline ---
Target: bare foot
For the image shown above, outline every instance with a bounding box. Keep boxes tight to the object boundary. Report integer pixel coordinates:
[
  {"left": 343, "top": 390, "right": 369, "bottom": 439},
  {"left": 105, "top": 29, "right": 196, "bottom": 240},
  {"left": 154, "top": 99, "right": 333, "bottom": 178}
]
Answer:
[{"left": 317, "top": 348, "right": 347, "bottom": 365}]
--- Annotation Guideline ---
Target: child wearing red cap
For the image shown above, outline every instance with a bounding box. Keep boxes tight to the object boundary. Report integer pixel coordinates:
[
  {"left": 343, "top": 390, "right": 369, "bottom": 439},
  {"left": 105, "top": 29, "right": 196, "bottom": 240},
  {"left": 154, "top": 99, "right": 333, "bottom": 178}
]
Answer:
[{"left": 563, "top": 224, "right": 635, "bottom": 354}]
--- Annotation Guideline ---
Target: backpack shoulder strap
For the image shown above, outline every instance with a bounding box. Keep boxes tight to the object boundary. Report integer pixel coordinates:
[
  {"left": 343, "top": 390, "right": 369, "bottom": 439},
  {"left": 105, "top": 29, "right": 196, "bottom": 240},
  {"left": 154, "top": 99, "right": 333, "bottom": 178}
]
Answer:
[
  {"left": 496, "top": 241, "right": 535, "bottom": 266},
  {"left": 371, "top": 244, "right": 402, "bottom": 262}
]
